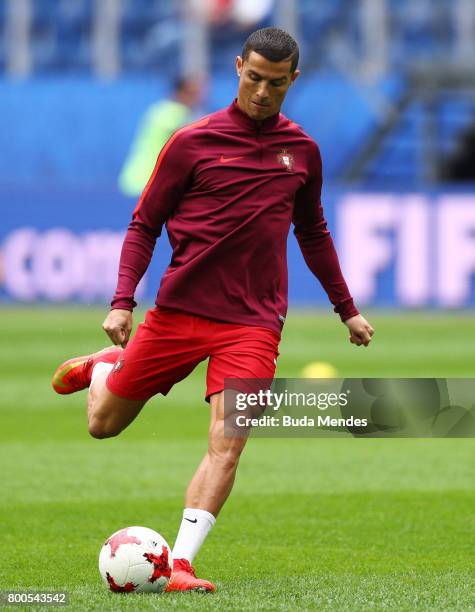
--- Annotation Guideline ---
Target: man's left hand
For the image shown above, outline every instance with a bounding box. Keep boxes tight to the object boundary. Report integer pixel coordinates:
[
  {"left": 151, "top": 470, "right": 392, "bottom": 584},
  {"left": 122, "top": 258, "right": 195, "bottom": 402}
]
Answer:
[{"left": 344, "top": 314, "right": 374, "bottom": 347}]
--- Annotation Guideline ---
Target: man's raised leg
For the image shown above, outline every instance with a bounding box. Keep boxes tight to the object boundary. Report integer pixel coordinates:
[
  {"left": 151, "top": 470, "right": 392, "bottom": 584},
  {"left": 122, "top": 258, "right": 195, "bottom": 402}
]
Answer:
[
  {"left": 52, "top": 346, "right": 146, "bottom": 439},
  {"left": 87, "top": 367, "right": 146, "bottom": 439}
]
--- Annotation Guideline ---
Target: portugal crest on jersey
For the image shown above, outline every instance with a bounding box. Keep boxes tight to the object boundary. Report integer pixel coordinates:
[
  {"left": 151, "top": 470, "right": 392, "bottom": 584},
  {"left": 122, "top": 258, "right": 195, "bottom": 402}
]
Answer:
[{"left": 277, "top": 149, "right": 294, "bottom": 172}]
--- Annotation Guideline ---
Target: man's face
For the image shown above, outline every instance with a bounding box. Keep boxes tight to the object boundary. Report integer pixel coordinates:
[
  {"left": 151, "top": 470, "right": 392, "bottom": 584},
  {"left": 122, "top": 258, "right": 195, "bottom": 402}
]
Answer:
[{"left": 236, "top": 51, "right": 299, "bottom": 120}]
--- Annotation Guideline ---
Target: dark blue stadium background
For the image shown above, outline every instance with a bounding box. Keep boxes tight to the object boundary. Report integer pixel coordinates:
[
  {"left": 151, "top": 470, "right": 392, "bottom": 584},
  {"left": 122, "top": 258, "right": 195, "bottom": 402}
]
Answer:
[{"left": 1, "top": 0, "right": 475, "bottom": 309}]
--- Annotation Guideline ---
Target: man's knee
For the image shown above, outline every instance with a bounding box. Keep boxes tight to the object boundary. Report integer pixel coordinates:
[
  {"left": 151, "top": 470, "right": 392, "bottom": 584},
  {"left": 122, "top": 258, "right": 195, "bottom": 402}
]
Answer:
[{"left": 88, "top": 416, "right": 122, "bottom": 439}]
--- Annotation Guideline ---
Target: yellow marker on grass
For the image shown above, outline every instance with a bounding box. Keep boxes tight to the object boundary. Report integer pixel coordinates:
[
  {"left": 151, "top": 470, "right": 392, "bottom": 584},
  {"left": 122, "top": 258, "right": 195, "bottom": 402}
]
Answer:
[{"left": 301, "top": 361, "right": 338, "bottom": 378}]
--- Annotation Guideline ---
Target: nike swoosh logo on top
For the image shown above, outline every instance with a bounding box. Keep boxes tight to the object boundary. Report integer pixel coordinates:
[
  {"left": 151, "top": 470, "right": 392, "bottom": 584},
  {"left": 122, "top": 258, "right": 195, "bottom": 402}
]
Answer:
[
  {"left": 184, "top": 518, "right": 198, "bottom": 523},
  {"left": 220, "top": 155, "right": 244, "bottom": 163}
]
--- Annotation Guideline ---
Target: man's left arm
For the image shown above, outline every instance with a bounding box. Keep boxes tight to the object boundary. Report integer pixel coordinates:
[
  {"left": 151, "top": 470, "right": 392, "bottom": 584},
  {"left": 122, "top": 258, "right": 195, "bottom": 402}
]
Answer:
[{"left": 292, "top": 144, "right": 374, "bottom": 346}]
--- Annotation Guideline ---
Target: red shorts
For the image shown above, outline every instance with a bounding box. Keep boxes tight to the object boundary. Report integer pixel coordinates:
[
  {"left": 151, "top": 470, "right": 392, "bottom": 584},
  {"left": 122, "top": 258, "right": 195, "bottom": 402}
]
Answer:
[{"left": 106, "top": 307, "right": 280, "bottom": 402}]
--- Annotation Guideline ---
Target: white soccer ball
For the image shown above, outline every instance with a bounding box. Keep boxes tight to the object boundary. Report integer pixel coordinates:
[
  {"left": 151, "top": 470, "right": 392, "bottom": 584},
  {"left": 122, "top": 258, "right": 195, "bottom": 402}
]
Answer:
[{"left": 98, "top": 526, "right": 172, "bottom": 593}]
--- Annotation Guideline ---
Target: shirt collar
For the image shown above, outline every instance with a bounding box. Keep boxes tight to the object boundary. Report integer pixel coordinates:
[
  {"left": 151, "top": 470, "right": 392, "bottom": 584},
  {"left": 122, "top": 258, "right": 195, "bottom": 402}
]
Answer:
[{"left": 227, "top": 99, "right": 281, "bottom": 132}]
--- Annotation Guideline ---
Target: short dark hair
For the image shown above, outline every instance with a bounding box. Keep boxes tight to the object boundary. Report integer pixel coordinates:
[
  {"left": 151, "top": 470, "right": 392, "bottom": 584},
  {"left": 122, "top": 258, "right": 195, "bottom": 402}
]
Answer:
[{"left": 242, "top": 27, "right": 299, "bottom": 73}]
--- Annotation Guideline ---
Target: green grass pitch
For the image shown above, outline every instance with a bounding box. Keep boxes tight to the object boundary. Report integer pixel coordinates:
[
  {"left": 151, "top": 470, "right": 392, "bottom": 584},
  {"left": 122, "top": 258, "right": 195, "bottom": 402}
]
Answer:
[{"left": 0, "top": 307, "right": 474, "bottom": 610}]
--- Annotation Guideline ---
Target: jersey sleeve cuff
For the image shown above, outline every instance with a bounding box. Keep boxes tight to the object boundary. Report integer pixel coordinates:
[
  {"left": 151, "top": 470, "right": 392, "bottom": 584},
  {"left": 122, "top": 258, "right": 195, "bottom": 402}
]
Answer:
[
  {"left": 334, "top": 298, "right": 359, "bottom": 322},
  {"left": 110, "top": 297, "right": 136, "bottom": 311}
]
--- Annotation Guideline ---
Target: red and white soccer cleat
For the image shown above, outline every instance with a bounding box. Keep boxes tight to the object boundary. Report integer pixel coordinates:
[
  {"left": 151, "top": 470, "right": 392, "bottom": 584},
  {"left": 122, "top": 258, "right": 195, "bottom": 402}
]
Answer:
[
  {"left": 52, "top": 346, "right": 122, "bottom": 395},
  {"left": 165, "top": 558, "right": 215, "bottom": 593}
]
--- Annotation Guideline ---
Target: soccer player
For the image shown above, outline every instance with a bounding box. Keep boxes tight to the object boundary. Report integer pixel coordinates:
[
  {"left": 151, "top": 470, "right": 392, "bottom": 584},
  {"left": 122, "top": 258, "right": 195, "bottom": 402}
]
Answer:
[{"left": 52, "top": 28, "right": 374, "bottom": 592}]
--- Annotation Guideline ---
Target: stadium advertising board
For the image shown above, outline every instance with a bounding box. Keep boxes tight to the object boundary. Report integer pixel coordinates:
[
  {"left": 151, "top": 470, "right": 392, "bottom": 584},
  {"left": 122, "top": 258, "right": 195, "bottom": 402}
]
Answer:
[{"left": 1, "top": 188, "right": 474, "bottom": 308}]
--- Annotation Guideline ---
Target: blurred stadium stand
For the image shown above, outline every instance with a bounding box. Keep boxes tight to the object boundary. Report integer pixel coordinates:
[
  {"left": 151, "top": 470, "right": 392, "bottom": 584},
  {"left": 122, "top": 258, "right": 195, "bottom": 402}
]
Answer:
[
  {"left": 120, "top": 0, "right": 181, "bottom": 73},
  {"left": 1, "top": 0, "right": 474, "bottom": 186},
  {"left": 31, "top": 0, "right": 93, "bottom": 73},
  {"left": 344, "top": 69, "right": 475, "bottom": 186}
]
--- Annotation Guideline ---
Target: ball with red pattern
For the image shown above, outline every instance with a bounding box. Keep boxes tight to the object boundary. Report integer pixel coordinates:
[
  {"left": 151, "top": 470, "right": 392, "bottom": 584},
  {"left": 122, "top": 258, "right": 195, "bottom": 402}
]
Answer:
[{"left": 98, "top": 526, "right": 172, "bottom": 593}]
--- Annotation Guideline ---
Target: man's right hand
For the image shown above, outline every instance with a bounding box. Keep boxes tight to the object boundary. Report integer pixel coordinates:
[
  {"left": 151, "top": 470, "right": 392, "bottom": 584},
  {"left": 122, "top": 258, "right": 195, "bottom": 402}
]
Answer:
[{"left": 102, "top": 309, "right": 133, "bottom": 348}]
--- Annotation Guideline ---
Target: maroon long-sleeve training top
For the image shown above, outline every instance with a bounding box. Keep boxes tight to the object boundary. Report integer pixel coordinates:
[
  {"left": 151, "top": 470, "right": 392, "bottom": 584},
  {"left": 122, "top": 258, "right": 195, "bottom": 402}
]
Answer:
[{"left": 112, "top": 100, "right": 359, "bottom": 335}]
